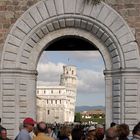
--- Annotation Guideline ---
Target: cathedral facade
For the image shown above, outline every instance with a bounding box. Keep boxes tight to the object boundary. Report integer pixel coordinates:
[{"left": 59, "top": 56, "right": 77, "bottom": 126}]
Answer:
[{"left": 36, "top": 65, "right": 77, "bottom": 123}]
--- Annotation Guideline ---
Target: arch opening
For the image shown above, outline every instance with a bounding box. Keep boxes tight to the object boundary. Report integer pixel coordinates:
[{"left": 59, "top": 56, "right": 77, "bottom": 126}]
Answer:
[{"left": 37, "top": 49, "right": 105, "bottom": 125}]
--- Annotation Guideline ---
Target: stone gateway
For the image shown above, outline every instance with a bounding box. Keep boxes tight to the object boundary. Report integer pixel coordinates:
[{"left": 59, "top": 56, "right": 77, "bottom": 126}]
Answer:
[{"left": 0, "top": 0, "right": 140, "bottom": 138}]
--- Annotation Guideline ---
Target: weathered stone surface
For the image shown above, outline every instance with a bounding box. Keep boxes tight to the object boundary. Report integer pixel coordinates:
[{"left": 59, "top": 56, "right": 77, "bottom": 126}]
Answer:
[
  {"left": 104, "top": 11, "right": 118, "bottom": 27},
  {"left": 37, "top": 1, "right": 49, "bottom": 20},
  {"left": 125, "top": 84, "right": 138, "bottom": 90},
  {"left": 113, "top": 91, "right": 120, "bottom": 96},
  {"left": 45, "top": 0, "right": 56, "bottom": 17},
  {"left": 98, "top": 5, "right": 110, "bottom": 22},
  {"left": 125, "top": 90, "right": 137, "bottom": 96},
  {"left": 16, "top": 20, "right": 31, "bottom": 34},
  {"left": 122, "top": 42, "right": 137, "bottom": 53},
  {"left": 53, "top": 21, "right": 60, "bottom": 30},
  {"left": 125, "top": 96, "right": 137, "bottom": 102},
  {"left": 11, "top": 28, "right": 26, "bottom": 40},
  {"left": 113, "top": 108, "right": 120, "bottom": 113},
  {"left": 126, "top": 59, "right": 139, "bottom": 68},
  {"left": 22, "top": 13, "right": 37, "bottom": 29},
  {"left": 65, "top": 19, "right": 75, "bottom": 27},
  {"left": 47, "top": 23, "right": 54, "bottom": 32},
  {"left": 64, "top": 0, "right": 76, "bottom": 13},
  {"left": 90, "top": 4, "right": 103, "bottom": 18},
  {"left": 54, "top": 0, "right": 64, "bottom": 15},
  {"left": 125, "top": 102, "right": 137, "bottom": 107},
  {"left": 29, "top": 6, "right": 43, "bottom": 24}
]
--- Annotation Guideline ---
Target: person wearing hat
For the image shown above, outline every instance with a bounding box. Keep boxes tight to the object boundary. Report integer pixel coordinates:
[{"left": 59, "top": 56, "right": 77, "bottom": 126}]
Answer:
[
  {"left": 85, "top": 126, "right": 96, "bottom": 140},
  {"left": 16, "top": 117, "right": 36, "bottom": 140},
  {"left": 96, "top": 124, "right": 104, "bottom": 140}
]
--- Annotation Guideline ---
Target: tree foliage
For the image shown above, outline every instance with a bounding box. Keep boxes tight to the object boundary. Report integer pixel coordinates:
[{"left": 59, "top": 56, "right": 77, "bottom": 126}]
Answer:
[{"left": 74, "top": 112, "right": 82, "bottom": 122}]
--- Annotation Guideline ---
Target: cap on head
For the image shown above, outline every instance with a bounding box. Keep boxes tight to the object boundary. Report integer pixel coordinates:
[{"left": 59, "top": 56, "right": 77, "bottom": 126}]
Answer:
[
  {"left": 96, "top": 124, "right": 104, "bottom": 128},
  {"left": 88, "top": 126, "right": 96, "bottom": 131},
  {"left": 23, "top": 117, "right": 36, "bottom": 125}
]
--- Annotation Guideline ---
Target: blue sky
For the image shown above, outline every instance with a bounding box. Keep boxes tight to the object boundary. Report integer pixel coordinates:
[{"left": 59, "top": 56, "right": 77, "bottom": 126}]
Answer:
[{"left": 37, "top": 51, "right": 105, "bottom": 106}]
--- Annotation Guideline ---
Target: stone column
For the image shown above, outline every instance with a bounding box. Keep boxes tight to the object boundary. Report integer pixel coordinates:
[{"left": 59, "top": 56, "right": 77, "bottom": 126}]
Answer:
[
  {"left": 104, "top": 71, "right": 112, "bottom": 128},
  {"left": 0, "top": 69, "right": 37, "bottom": 138},
  {"left": 105, "top": 69, "right": 140, "bottom": 131},
  {"left": 122, "top": 71, "right": 140, "bottom": 130},
  {"left": 105, "top": 70, "right": 124, "bottom": 127}
]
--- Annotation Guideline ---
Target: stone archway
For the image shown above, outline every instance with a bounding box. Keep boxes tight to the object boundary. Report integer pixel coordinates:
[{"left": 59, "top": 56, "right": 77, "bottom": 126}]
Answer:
[{"left": 0, "top": 0, "right": 140, "bottom": 137}]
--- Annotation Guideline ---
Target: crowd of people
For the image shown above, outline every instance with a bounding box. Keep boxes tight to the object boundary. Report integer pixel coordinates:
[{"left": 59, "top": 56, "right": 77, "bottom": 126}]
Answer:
[{"left": 0, "top": 117, "right": 140, "bottom": 140}]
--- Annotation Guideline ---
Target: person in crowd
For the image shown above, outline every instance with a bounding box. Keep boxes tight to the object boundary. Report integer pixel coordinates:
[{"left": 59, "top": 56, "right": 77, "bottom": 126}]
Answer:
[
  {"left": 58, "top": 126, "right": 71, "bottom": 140},
  {"left": 96, "top": 124, "right": 104, "bottom": 140},
  {"left": 105, "top": 127, "right": 118, "bottom": 140},
  {"left": 0, "top": 128, "right": 11, "bottom": 140},
  {"left": 117, "top": 124, "right": 129, "bottom": 140},
  {"left": 0, "top": 118, "right": 4, "bottom": 132},
  {"left": 14, "top": 123, "right": 24, "bottom": 140},
  {"left": 85, "top": 126, "right": 96, "bottom": 140},
  {"left": 33, "top": 122, "right": 53, "bottom": 140},
  {"left": 19, "top": 123, "right": 24, "bottom": 131},
  {"left": 47, "top": 126, "right": 57, "bottom": 140},
  {"left": 110, "top": 122, "right": 116, "bottom": 128},
  {"left": 132, "top": 122, "right": 140, "bottom": 140},
  {"left": 71, "top": 127, "right": 84, "bottom": 140},
  {"left": 16, "top": 117, "right": 36, "bottom": 140},
  {"left": 32, "top": 126, "right": 38, "bottom": 139}
]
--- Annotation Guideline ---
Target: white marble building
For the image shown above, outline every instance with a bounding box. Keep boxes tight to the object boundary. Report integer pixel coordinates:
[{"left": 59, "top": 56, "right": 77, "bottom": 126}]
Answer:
[{"left": 36, "top": 65, "right": 77, "bottom": 123}]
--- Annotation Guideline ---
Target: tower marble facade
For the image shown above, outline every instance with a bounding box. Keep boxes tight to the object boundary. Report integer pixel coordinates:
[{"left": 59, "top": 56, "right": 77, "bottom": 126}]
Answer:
[{"left": 37, "top": 65, "right": 77, "bottom": 123}]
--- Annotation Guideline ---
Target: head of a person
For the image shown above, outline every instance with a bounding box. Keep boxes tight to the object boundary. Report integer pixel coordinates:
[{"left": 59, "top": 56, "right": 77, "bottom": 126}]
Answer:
[
  {"left": 106, "top": 127, "right": 118, "bottom": 140},
  {"left": 117, "top": 124, "right": 129, "bottom": 139},
  {"left": 37, "top": 122, "right": 47, "bottom": 133},
  {"left": 88, "top": 126, "right": 96, "bottom": 136},
  {"left": 23, "top": 117, "right": 36, "bottom": 132},
  {"left": 96, "top": 124, "right": 104, "bottom": 140},
  {"left": 0, "top": 128, "right": 7, "bottom": 139},
  {"left": 132, "top": 122, "right": 140, "bottom": 136},
  {"left": 110, "top": 122, "right": 116, "bottom": 128},
  {"left": 72, "top": 128, "right": 83, "bottom": 140},
  {"left": 60, "top": 126, "right": 71, "bottom": 137},
  {"left": 47, "top": 126, "right": 52, "bottom": 134}
]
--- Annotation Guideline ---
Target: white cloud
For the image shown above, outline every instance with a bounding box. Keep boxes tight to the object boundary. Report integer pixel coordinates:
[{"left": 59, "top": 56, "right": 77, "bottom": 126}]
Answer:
[
  {"left": 77, "top": 69, "right": 105, "bottom": 94},
  {"left": 37, "top": 62, "right": 64, "bottom": 86}
]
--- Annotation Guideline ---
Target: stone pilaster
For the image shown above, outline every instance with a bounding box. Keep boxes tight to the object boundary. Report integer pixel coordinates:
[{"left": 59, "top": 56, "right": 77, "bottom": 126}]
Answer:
[{"left": 0, "top": 69, "right": 37, "bottom": 138}]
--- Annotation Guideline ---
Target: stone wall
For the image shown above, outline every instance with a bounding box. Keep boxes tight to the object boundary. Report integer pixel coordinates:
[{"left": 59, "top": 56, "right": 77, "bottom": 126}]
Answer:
[
  {"left": 0, "top": 0, "right": 39, "bottom": 53},
  {"left": 107, "top": 0, "right": 140, "bottom": 46},
  {"left": 0, "top": 0, "right": 140, "bottom": 51}
]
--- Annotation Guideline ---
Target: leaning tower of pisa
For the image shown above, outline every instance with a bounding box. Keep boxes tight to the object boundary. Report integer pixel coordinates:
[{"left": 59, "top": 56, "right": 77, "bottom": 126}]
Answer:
[{"left": 60, "top": 65, "right": 77, "bottom": 122}]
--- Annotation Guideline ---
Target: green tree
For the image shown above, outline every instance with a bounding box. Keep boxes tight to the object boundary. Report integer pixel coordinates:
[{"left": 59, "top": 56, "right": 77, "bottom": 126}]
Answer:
[{"left": 74, "top": 112, "right": 82, "bottom": 122}]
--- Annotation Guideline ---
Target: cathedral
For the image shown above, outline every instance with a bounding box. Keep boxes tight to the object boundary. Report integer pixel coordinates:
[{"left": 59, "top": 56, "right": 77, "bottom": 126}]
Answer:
[{"left": 36, "top": 65, "right": 77, "bottom": 123}]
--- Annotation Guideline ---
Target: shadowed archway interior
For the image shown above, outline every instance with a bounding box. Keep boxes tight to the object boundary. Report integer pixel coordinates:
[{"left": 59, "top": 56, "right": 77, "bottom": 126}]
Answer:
[{"left": 45, "top": 36, "right": 98, "bottom": 51}]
